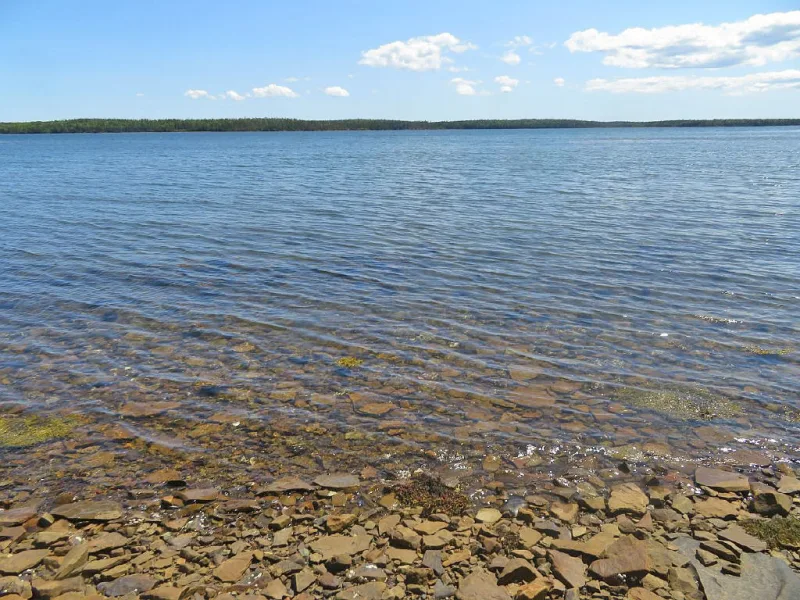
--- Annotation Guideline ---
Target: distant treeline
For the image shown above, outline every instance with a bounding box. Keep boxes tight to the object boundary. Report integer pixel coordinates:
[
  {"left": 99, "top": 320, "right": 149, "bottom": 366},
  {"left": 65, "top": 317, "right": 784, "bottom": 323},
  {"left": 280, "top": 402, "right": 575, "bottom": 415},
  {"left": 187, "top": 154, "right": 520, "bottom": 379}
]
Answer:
[{"left": 1, "top": 118, "right": 800, "bottom": 134}]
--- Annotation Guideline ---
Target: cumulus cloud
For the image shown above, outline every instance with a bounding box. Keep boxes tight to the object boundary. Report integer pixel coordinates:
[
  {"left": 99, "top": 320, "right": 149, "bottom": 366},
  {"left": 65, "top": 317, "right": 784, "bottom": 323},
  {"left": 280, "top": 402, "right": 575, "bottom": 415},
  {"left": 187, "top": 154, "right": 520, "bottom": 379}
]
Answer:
[
  {"left": 251, "top": 84, "right": 298, "bottom": 98},
  {"left": 324, "top": 86, "right": 350, "bottom": 97},
  {"left": 494, "top": 75, "right": 520, "bottom": 93},
  {"left": 135, "top": 92, "right": 145, "bottom": 97},
  {"left": 184, "top": 89, "right": 213, "bottom": 100},
  {"left": 450, "top": 77, "right": 480, "bottom": 95},
  {"left": 501, "top": 50, "right": 522, "bottom": 65},
  {"left": 566, "top": 10, "right": 800, "bottom": 69},
  {"left": 360, "top": 33, "right": 476, "bottom": 71},
  {"left": 586, "top": 69, "right": 800, "bottom": 94},
  {"left": 223, "top": 90, "right": 246, "bottom": 101},
  {"left": 554, "top": 77, "right": 565, "bottom": 87}
]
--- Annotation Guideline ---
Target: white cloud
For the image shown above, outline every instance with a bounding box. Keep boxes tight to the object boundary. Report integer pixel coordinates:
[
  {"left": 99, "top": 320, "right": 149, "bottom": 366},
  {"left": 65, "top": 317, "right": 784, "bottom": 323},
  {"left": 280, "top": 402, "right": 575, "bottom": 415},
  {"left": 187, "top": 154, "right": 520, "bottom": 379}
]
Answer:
[
  {"left": 223, "top": 90, "right": 246, "bottom": 101},
  {"left": 184, "top": 89, "right": 213, "bottom": 100},
  {"left": 506, "top": 35, "right": 533, "bottom": 48},
  {"left": 448, "top": 65, "right": 470, "bottom": 73},
  {"left": 501, "top": 50, "right": 522, "bottom": 65},
  {"left": 494, "top": 75, "right": 520, "bottom": 93},
  {"left": 285, "top": 77, "right": 299, "bottom": 82},
  {"left": 359, "top": 33, "right": 476, "bottom": 71},
  {"left": 251, "top": 84, "right": 298, "bottom": 98},
  {"left": 566, "top": 11, "right": 800, "bottom": 69},
  {"left": 586, "top": 69, "right": 800, "bottom": 94},
  {"left": 324, "top": 86, "right": 350, "bottom": 97},
  {"left": 554, "top": 77, "right": 565, "bottom": 87},
  {"left": 450, "top": 77, "right": 478, "bottom": 95},
  {"left": 135, "top": 92, "right": 145, "bottom": 97}
]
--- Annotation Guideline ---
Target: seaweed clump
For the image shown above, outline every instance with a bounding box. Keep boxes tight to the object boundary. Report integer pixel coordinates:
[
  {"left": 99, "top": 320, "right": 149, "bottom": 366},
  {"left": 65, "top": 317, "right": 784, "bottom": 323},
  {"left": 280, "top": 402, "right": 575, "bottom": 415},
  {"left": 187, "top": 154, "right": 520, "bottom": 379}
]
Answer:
[
  {"left": 743, "top": 345, "right": 792, "bottom": 356},
  {"left": 336, "top": 357, "right": 364, "bottom": 368},
  {"left": 395, "top": 474, "right": 469, "bottom": 516},
  {"left": 615, "top": 385, "right": 742, "bottom": 421},
  {"left": 742, "top": 516, "right": 800, "bottom": 550},
  {"left": 0, "top": 414, "right": 81, "bottom": 448}
]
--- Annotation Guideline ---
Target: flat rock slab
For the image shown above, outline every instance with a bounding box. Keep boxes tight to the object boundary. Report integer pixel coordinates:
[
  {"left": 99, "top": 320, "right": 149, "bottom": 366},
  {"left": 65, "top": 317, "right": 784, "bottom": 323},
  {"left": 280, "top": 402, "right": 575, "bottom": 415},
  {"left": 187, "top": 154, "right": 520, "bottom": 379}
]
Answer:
[
  {"left": 0, "top": 549, "right": 50, "bottom": 574},
  {"left": 0, "top": 507, "right": 38, "bottom": 526},
  {"left": 314, "top": 473, "right": 360, "bottom": 489},
  {"left": 98, "top": 575, "right": 157, "bottom": 597},
  {"left": 695, "top": 467, "right": 750, "bottom": 492},
  {"left": 549, "top": 549, "right": 586, "bottom": 589},
  {"left": 177, "top": 488, "right": 219, "bottom": 503},
  {"left": 52, "top": 501, "right": 123, "bottom": 522},
  {"left": 590, "top": 536, "right": 651, "bottom": 579},
  {"left": 87, "top": 532, "right": 129, "bottom": 554},
  {"left": 718, "top": 525, "right": 768, "bottom": 553},
  {"left": 608, "top": 483, "right": 648, "bottom": 515},
  {"left": 260, "top": 477, "right": 315, "bottom": 494},
  {"left": 309, "top": 534, "right": 372, "bottom": 560},
  {"left": 213, "top": 552, "right": 253, "bottom": 582},
  {"left": 335, "top": 582, "right": 387, "bottom": 600},
  {"left": 455, "top": 569, "right": 511, "bottom": 600},
  {"left": 673, "top": 536, "right": 800, "bottom": 600}
]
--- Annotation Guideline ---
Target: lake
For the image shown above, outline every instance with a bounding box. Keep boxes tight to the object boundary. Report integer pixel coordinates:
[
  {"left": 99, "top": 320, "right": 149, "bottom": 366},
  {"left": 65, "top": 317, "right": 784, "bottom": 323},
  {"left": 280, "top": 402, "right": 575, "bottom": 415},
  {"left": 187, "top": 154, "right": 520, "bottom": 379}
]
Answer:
[{"left": 1, "top": 128, "right": 798, "bottom": 485}]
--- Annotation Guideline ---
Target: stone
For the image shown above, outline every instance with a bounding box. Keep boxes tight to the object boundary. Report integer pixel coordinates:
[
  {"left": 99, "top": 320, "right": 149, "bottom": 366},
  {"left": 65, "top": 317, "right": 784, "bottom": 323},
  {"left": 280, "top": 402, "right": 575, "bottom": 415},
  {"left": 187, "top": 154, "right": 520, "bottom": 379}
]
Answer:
[
  {"left": 213, "top": 552, "right": 253, "bottom": 582},
  {"left": 264, "top": 578, "right": 289, "bottom": 599},
  {"left": 97, "top": 575, "right": 157, "bottom": 597},
  {"left": 378, "top": 514, "right": 401, "bottom": 535},
  {"left": 414, "top": 521, "right": 449, "bottom": 535},
  {"left": 327, "top": 514, "right": 357, "bottom": 533},
  {"left": 178, "top": 488, "right": 219, "bottom": 503},
  {"left": 455, "top": 569, "right": 511, "bottom": 600},
  {"left": 434, "top": 580, "right": 456, "bottom": 599},
  {"left": 548, "top": 550, "right": 586, "bottom": 589},
  {"left": 261, "top": 476, "right": 315, "bottom": 493},
  {"left": 550, "top": 502, "right": 579, "bottom": 524},
  {"left": 752, "top": 490, "right": 792, "bottom": 516},
  {"left": 694, "top": 497, "right": 739, "bottom": 519},
  {"left": 476, "top": 508, "right": 502, "bottom": 524},
  {"left": 142, "top": 586, "right": 184, "bottom": 600},
  {"left": 777, "top": 475, "right": 800, "bottom": 495},
  {"left": 672, "top": 495, "right": 694, "bottom": 515},
  {"left": 51, "top": 501, "right": 123, "bottom": 522},
  {"left": 515, "top": 579, "right": 551, "bottom": 600},
  {"left": 608, "top": 483, "right": 648, "bottom": 515},
  {"left": 0, "top": 575, "right": 32, "bottom": 598},
  {"left": 314, "top": 473, "right": 360, "bottom": 489},
  {"left": 699, "top": 540, "right": 740, "bottom": 563},
  {"left": 668, "top": 567, "right": 699, "bottom": 595},
  {"left": 695, "top": 467, "right": 749, "bottom": 492},
  {"left": 386, "top": 548, "right": 417, "bottom": 564},
  {"left": 336, "top": 582, "right": 387, "bottom": 600},
  {"left": 718, "top": 525, "right": 768, "bottom": 553},
  {"left": 673, "top": 536, "right": 800, "bottom": 600},
  {"left": 310, "top": 535, "right": 372, "bottom": 560},
  {"left": 294, "top": 569, "right": 316, "bottom": 592},
  {"left": 423, "top": 550, "right": 444, "bottom": 576},
  {"left": 498, "top": 558, "right": 539, "bottom": 584},
  {"left": 518, "top": 527, "right": 543, "bottom": 549},
  {"left": 0, "top": 507, "right": 38, "bottom": 526},
  {"left": 0, "top": 550, "right": 50, "bottom": 574},
  {"left": 55, "top": 544, "right": 89, "bottom": 579},
  {"left": 83, "top": 555, "right": 129, "bottom": 575},
  {"left": 31, "top": 577, "right": 84, "bottom": 599},
  {"left": 625, "top": 588, "right": 661, "bottom": 600},
  {"left": 87, "top": 532, "right": 129, "bottom": 554},
  {"left": 589, "top": 536, "right": 651, "bottom": 579}
]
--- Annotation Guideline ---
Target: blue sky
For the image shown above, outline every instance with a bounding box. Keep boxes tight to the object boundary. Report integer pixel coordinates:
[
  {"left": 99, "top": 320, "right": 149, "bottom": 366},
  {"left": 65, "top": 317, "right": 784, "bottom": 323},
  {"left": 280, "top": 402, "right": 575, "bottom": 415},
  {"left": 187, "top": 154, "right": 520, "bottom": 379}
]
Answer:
[{"left": 1, "top": 0, "right": 799, "bottom": 121}]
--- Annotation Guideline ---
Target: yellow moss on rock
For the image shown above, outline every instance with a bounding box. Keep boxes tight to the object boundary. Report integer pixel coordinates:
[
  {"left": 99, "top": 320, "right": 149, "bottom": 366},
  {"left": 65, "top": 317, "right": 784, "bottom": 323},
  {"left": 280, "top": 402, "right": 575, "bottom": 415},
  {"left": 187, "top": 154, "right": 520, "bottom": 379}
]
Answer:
[
  {"left": 336, "top": 357, "right": 364, "bottom": 368},
  {"left": 0, "top": 414, "right": 81, "bottom": 448}
]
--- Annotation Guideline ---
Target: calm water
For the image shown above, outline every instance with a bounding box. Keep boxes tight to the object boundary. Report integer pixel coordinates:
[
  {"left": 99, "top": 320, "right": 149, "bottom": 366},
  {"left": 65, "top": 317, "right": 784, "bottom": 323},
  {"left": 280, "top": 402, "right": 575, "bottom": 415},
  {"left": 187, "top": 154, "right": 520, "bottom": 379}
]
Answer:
[{"left": 1, "top": 128, "right": 799, "bottom": 477}]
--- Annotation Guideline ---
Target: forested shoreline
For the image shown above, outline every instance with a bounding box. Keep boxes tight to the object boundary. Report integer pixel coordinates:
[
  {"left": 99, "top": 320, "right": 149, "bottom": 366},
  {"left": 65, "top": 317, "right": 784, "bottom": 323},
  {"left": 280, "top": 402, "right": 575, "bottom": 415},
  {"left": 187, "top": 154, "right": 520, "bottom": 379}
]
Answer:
[{"left": 2, "top": 117, "right": 800, "bottom": 134}]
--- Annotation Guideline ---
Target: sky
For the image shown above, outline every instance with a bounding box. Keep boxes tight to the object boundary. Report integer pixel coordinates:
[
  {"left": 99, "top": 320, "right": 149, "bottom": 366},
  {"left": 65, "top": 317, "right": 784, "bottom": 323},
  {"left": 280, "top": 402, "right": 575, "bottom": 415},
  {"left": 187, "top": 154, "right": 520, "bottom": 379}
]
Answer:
[{"left": 1, "top": 0, "right": 799, "bottom": 122}]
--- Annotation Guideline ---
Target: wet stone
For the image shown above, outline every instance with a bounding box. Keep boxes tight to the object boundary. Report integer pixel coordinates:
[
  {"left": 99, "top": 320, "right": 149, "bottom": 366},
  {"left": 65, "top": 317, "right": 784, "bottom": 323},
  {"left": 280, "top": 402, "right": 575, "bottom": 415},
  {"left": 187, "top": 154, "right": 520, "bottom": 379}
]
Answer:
[
  {"left": 314, "top": 473, "right": 360, "bottom": 490},
  {"left": 51, "top": 501, "right": 123, "bottom": 522},
  {"left": 695, "top": 467, "right": 750, "bottom": 493}
]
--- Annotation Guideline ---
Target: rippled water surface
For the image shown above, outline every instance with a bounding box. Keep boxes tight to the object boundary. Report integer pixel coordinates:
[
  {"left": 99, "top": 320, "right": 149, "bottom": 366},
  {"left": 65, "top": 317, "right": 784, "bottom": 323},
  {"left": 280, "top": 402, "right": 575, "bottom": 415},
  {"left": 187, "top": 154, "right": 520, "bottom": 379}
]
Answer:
[{"left": 1, "top": 128, "right": 799, "bottom": 481}]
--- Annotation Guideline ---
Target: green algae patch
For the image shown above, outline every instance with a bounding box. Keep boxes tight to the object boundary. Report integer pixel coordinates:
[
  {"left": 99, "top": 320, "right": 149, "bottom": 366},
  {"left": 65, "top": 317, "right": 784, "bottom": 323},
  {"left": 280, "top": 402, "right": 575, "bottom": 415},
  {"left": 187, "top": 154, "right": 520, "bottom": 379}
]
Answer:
[
  {"left": 0, "top": 414, "right": 82, "bottom": 448},
  {"left": 742, "top": 516, "right": 800, "bottom": 549},
  {"left": 615, "top": 385, "right": 742, "bottom": 421},
  {"left": 395, "top": 474, "right": 469, "bottom": 517},
  {"left": 336, "top": 357, "right": 364, "bottom": 368},
  {"left": 743, "top": 345, "right": 792, "bottom": 356}
]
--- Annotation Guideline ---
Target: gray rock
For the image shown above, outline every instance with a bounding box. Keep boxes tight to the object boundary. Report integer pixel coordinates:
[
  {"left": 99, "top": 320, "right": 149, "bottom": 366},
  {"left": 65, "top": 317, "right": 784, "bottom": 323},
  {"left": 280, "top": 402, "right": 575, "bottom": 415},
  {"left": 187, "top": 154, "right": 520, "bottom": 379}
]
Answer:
[
  {"left": 51, "top": 500, "right": 123, "bottom": 522},
  {"left": 98, "top": 575, "right": 157, "bottom": 597},
  {"left": 455, "top": 569, "right": 511, "bottom": 600},
  {"left": 434, "top": 579, "right": 456, "bottom": 599},
  {"left": 673, "top": 536, "right": 800, "bottom": 600}
]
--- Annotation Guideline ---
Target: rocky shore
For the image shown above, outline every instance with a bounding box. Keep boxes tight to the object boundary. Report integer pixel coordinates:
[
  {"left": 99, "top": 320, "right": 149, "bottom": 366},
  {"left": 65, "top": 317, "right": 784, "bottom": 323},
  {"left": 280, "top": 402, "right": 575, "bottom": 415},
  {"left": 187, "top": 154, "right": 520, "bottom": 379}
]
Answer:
[{"left": 2, "top": 461, "right": 800, "bottom": 600}]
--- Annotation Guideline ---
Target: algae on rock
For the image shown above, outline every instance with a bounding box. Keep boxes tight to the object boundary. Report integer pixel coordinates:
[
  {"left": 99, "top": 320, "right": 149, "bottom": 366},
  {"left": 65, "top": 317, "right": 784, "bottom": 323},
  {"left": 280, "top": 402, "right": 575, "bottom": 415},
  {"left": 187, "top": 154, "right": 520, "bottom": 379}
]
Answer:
[
  {"left": 614, "top": 385, "right": 742, "bottom": 421},
  {"left": 0, "top": 414, "right": 82, "bottom": 448},
  {"left": 742, "top": 516, "right": 800, "bottom": 550}
]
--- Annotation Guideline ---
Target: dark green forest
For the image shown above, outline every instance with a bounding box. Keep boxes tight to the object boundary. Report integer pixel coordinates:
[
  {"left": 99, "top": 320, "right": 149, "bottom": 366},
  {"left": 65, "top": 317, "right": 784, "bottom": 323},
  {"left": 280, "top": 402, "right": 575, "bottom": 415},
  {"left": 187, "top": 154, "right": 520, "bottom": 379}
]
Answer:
[{"left": 1, "top": 118, "right": 799, "bottom": 134}]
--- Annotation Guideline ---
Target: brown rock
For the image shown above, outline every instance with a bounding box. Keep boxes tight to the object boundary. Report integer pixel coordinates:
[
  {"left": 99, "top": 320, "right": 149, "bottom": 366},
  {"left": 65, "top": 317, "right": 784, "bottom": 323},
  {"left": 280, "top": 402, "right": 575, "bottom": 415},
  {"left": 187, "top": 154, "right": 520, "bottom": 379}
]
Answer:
[
  {"left": 0, "top": 507, "right": 38, "bottom": 527},
  {"left": 626, "top": 588, "right": 661, "bottom": 600},
  {"left": 498, "top": 558, "right": 539, "bottom": 584},
  {"left": 589, "top": 536, "right": 651, "bottom": 579},
  {"left": 777, "top": 475, "right": 800, "bottom": 495},
  {"left": 548, "top": 550, "right": 586, "bottom": 589},
  {"left": 87, "top": 532, "right": 129, "bottom": 554},
  {"left": 141, "top": 585, "right": 184, "bottom": 600},
  {"left": 178, "top": 488, "right": 219, "bottom": 503},
  {"left": 260, "top": 476, "right": 315, "bottom": 494},
  {"left": 97, "top": 575, "right": 157, "bottom": 597},
  {"left": 668, "top": 567, "right": 699, "bottom": 595},
  {"left": 0, "top": 550, "right": 50, "bottom": 575},
  {"left": 608, "top": 483, "right": 648, "bottom": 515},
  {"left": 31, "top": 577, "right": 84, "bottom": 599},
  {"left": 0, "top": 575, "right": 32, "bottom": 598},
  {"left": 752, "top": 490, "right": 792, "bottom": 516},
  {"left": 54, "top": 544, "right": 88, "bottom": 579},
  {"left": 51, "top": 501, "right": 122, "bottom": 522},
  {"left": 718, "top": 524, "right": 767, "bottom": 553},
  {"left": 550, "top": 502, "right": 579, "bottom": 524},
  {"left": 213, "top": 552, "right": 253, "bottom": 582},
  {"left": 476, "top": 508, "right": 502, "bottom": 524},
  {"left": 309, "top": 535, "right": 372, "bottom": 561},
  {"left": 327, "top": 514, "right": 357, "bottom": 533},
  {"left": 455, "top": 569, "right": 511, "bottom": 600},
  {"left": 335, "top": 582, "right": 386, "bottom": 600},
  {"left": 694, "top": 497, "right": 739, "bottom": 519},
  {"left": 694, "top": 467, "right": 749, "bottom": 492},
  {"left": 314, "top": 473, "right": 360, "bottom": 490},
  {"left": 515, "top": 579, "right": 551, "bottom": 600}
]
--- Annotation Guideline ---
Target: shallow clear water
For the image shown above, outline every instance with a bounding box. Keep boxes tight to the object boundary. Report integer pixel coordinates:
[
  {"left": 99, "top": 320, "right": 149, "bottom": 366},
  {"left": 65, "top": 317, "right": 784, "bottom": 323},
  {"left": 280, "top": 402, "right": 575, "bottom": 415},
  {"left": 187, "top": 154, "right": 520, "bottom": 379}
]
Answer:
[{"left": 1, "top": 128, "right": 799, "bottom": 474}]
